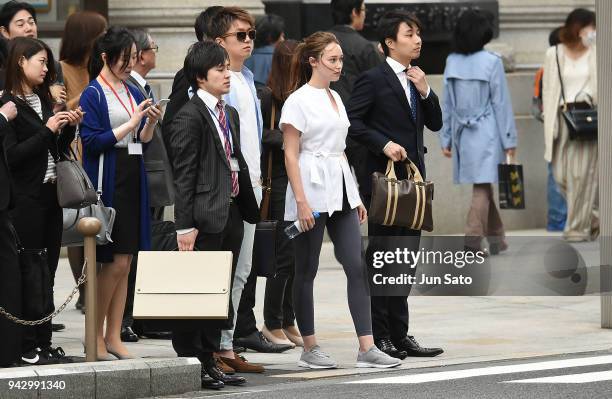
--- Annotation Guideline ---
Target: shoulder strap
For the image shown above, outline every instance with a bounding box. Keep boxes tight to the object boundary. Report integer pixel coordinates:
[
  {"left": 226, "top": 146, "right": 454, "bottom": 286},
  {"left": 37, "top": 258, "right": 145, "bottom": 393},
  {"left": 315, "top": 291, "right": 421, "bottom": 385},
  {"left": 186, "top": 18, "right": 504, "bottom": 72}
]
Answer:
[
  {"left": 555, "top": 45, "right": 567, "bottom": 106},
  {"left": 97, "top": 152, "right": 104, "bottom": 196}
]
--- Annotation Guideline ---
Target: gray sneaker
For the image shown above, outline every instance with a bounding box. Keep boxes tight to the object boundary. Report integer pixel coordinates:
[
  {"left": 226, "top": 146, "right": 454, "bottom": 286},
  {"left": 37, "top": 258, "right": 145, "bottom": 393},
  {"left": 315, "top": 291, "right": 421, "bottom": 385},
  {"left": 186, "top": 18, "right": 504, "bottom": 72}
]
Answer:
[
  {"left": 356, "top": 346, "right": 402, "bottom": 368},
  {"left": 297, "top": 345, "right": 338, "bottom": 369}
]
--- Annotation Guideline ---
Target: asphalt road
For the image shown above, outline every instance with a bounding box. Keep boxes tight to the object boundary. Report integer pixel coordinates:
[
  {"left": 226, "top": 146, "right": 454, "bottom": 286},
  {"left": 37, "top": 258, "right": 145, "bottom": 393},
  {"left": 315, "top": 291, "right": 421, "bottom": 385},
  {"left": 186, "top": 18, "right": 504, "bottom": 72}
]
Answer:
[{"left": 166, "top": 351, "right": 612, "bottom": 399}]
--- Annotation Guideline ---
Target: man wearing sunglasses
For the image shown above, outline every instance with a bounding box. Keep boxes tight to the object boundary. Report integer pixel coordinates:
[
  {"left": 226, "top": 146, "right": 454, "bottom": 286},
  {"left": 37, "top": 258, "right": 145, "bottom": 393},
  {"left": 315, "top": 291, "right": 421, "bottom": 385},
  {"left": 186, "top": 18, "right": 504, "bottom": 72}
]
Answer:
[{"left": 209, "top": 6, "right": 292, "bottom": 375}]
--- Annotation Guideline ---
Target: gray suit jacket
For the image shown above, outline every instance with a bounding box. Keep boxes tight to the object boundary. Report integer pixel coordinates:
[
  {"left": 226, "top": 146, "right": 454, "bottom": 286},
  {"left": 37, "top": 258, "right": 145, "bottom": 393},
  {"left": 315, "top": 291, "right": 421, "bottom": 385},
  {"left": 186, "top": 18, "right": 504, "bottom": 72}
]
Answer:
[{"left": 164, "top": 94, "right": 259, "bottom": 233}]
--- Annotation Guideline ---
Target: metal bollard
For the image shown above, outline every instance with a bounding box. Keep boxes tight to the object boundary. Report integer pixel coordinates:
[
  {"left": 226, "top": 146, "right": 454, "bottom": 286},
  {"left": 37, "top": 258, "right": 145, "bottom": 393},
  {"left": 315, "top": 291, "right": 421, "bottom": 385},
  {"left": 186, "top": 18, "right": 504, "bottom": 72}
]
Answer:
[{"left": 77, "top": 217, "right": 101, "bottom": 361}]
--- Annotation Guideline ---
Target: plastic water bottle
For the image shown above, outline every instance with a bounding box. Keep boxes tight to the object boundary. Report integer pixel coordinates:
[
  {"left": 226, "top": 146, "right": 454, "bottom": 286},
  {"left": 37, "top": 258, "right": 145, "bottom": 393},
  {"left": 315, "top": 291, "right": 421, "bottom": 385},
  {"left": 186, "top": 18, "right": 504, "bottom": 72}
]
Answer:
[{"left": 284, "top": 212, "right": 320, "bottom": 239}]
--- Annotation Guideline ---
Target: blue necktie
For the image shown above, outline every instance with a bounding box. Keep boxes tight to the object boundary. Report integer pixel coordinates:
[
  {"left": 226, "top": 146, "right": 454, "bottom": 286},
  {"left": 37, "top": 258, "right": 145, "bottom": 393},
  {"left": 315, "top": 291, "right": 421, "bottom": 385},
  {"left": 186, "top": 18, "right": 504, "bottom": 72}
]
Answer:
[
  {"left": 144, "top": 83, "right": 155, "bottom": 102},
  {"left": 408, "top": 81, "right": 418, "bottom": 122},
  {"left": 404, "top": 69, "right": 418, "bottom": 122}
]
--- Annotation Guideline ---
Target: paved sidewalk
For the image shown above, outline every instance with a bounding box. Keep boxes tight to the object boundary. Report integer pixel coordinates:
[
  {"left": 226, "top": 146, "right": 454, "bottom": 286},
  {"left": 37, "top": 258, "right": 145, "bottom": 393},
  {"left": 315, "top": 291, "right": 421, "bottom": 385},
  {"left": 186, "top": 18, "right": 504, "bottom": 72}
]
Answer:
[{"left": 46, "top": 229, "right": 610, "bottom": 381}]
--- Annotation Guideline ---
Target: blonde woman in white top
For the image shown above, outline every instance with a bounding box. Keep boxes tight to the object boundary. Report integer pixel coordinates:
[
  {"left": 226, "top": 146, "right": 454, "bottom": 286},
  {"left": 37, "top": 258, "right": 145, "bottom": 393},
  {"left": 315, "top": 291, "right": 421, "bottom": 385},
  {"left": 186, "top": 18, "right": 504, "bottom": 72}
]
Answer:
[
  {"left": 543, "top": 8, "right": 598, "bottom": 241},
  {"left": 281, "top": 31, "right": 400, "bottom": 370}
]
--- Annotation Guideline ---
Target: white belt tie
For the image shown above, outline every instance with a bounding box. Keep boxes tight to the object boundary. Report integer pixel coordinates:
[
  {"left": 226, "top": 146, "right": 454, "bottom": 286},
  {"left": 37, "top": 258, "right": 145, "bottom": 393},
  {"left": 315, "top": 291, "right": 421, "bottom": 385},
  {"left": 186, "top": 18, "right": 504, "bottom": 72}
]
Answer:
[{"left": 301, "top": 151, "right": 343, "bottom": 185}]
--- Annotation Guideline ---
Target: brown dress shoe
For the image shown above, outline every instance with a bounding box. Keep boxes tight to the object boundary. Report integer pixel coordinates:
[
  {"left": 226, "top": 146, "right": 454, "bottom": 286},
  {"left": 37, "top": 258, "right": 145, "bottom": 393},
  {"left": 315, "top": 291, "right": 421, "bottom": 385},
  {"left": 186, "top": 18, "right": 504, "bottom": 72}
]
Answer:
[
  {"left": 214, "top": 356, "right": 235, "bottom": 375},
  {"left": 219, "top": 353, "right": 265, "bottom": 373}
]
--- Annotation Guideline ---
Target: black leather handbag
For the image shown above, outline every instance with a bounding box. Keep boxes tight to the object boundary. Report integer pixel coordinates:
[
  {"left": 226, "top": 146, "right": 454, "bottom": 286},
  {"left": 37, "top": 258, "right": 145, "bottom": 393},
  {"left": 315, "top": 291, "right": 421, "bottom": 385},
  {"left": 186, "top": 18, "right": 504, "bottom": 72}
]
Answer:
[
  {"left": 252, "top": 104, "right": 278, "bottom": 278},
  {"left": 555, "top": 45, "right": 597, "bottom": 141}
]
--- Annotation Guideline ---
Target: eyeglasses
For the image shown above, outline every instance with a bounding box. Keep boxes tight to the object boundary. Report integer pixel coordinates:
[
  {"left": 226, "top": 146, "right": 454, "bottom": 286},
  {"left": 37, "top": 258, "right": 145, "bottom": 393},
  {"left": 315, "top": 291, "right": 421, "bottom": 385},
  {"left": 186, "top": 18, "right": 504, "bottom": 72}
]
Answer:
[
  {"left": 143, "top": 45, "right": 159, "bottom": 53},
  {"left": 221, "top": 29, "right": 256, "bottom": 43}
]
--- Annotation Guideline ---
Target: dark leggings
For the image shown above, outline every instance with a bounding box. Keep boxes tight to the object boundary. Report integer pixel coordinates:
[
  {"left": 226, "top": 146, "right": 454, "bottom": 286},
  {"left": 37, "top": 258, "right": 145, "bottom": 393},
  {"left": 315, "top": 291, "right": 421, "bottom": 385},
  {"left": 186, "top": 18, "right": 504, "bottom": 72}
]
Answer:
[{"left": 293, "top": 207, "right": 372, "bottom": 337}]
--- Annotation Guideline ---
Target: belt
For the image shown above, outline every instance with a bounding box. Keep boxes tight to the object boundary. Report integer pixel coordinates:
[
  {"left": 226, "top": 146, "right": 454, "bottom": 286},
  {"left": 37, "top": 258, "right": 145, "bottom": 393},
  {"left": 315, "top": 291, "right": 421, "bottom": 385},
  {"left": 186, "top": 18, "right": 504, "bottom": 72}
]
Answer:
[{"left": 301, "top": 151, "right": 343, "bottom": 185}]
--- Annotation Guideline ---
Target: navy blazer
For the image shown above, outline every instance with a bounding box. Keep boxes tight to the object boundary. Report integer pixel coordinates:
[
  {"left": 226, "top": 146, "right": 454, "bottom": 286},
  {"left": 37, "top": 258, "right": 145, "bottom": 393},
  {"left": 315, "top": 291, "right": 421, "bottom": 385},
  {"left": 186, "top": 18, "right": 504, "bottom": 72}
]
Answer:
[{"left": 347, "top": 61, "right": 443, "bottom": 196}]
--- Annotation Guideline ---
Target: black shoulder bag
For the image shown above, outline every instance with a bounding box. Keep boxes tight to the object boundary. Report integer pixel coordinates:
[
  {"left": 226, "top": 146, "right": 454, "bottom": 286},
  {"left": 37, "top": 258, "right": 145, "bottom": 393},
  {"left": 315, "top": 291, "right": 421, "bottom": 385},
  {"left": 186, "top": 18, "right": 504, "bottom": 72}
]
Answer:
[{"left": 555, "top": 45, "right": 597, "bottom": 141}]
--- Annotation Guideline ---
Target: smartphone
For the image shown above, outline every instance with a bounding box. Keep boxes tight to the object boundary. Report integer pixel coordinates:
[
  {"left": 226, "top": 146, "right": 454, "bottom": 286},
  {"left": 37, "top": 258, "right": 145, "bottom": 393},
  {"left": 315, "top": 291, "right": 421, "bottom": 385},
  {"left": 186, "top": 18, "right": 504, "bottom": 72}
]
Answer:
[{"left": 156, "top": 98, "right": 170, "bottom": 108}]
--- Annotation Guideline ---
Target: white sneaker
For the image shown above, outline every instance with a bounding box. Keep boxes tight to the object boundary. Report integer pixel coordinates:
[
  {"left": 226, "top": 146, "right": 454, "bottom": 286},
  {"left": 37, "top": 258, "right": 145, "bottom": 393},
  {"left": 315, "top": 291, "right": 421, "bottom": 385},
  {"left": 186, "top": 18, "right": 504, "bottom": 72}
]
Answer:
[
  {"left": 356, "top": 346, "right": 401, "bottom": 368},
  {"left": 297, "top": 345, "right": 338, "bottom": 369}
]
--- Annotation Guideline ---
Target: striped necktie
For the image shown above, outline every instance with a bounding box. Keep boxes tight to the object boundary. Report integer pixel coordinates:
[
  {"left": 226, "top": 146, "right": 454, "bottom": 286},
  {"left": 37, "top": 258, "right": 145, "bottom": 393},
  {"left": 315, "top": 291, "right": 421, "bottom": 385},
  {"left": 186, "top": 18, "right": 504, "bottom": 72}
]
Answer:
[{"left": 216, "top": 100, "right": 239, "bottom": 197}]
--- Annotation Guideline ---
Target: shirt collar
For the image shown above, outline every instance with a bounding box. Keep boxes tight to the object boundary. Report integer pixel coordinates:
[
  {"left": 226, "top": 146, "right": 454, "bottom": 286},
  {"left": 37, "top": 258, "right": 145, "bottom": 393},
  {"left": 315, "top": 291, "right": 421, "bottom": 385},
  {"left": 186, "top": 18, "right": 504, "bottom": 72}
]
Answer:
[
  {"left": 196, "top": 88, "right": 222, "bottom": 112},
  {"left": 130, "top": 70, "right": 147, "bottom": 88},
  {"left": 386, "top": 56, "right": 411, "bottom": 75}
]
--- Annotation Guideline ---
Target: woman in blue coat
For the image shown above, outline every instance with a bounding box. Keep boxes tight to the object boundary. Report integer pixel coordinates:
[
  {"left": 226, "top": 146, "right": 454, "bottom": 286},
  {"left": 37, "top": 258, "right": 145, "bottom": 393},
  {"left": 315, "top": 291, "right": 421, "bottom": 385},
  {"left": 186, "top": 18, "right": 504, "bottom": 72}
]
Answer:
[
  {"left": 439, "top": 10, "right": 517, "bottom": 254},
  {"left": 80, "top": 27, "right": 161, "bottom": 360}
]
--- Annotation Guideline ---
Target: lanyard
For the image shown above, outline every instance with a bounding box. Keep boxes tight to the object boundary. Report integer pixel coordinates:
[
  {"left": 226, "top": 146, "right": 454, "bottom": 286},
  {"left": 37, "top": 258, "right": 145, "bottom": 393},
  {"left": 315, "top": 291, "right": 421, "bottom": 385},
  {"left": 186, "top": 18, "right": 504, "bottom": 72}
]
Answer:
[{"left": 99, "top": 75, "right": 137, "bottom": 141}]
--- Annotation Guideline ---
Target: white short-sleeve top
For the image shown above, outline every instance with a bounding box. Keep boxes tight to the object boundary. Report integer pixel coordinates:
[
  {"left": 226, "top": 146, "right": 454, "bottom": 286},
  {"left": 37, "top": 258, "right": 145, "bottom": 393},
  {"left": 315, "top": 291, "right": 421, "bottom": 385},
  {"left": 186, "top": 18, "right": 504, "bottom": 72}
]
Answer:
[{"left": 279, "top": 83, "right": 362, "bottom": 221}]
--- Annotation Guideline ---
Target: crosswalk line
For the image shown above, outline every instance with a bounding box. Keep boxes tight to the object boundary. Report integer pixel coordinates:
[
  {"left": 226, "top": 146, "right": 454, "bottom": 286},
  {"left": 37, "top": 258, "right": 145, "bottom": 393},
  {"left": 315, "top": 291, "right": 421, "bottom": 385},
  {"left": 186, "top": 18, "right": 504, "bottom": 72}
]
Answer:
[
  {"left": 505, "top": 370, "right": 612, "bottom": 384},
  {"left": 347, "top": 355, "right": 612, "bottom": 384}
]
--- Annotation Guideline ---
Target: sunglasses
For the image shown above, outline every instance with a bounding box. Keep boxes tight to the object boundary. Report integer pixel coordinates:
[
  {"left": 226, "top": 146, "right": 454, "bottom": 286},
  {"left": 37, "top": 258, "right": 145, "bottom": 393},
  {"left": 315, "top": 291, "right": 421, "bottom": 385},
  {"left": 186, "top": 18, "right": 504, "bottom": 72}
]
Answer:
[{"left": 222, "top": 29, "right": 256, "bottom": 42}]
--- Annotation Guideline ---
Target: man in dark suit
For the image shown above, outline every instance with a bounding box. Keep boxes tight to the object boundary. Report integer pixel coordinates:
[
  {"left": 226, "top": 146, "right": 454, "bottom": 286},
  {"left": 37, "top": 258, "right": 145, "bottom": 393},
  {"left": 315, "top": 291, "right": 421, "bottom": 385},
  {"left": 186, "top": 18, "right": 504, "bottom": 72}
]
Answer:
[
  {"left": 328, "top": 0, "right": 383, "bottom": 198},
  {"left": 164, "top": 41, "right": 259, "bottom": 390},
  {"left": 0, "top": 100, "right": 20, "bottom": 367},
  {"left": 347, "top": 10, "right": 444, "bottom": 360}
]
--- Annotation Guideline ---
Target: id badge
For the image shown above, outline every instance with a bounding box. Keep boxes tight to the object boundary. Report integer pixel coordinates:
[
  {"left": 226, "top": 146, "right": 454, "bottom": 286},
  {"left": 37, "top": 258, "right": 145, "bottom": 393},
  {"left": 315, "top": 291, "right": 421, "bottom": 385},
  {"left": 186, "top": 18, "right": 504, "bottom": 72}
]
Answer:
[
  {"left": 128, "top": 142, "right": 143, "bottom": 155},
  {"left": 229, "top": 157, "right": 240, "bottom": 172}
]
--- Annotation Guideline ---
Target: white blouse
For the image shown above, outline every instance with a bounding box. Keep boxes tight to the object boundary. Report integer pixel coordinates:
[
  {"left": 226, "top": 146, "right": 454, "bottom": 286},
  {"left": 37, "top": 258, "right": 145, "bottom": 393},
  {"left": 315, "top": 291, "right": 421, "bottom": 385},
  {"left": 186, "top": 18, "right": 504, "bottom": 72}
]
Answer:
[
  {"left": 279, "top": 84, "right": 362, "bottom": 221},
  {"left": 561, "top": 49, "right": 594, "bottom": 104}
]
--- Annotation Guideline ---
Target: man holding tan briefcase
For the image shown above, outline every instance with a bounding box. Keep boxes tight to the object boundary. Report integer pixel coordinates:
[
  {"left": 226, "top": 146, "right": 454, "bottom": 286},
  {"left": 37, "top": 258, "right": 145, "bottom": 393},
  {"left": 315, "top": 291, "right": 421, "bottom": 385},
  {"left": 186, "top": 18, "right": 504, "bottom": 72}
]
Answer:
[
  {"left": 164, "top": 41, "right": 259, "bottom": 390},
  {"left": 347, "top": 11, "right": 444, "bottom": 360}
]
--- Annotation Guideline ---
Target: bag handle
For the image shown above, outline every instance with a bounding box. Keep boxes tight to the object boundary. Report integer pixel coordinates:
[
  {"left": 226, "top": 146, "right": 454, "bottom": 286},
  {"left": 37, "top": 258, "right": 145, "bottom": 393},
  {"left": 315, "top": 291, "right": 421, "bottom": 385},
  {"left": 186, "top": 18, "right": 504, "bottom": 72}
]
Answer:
[
  {"left": 384, "top": 158, "right": 424, "bottom": 183},
  {"left": 260, "top": 102, "right": 275, "bottom": 220}
]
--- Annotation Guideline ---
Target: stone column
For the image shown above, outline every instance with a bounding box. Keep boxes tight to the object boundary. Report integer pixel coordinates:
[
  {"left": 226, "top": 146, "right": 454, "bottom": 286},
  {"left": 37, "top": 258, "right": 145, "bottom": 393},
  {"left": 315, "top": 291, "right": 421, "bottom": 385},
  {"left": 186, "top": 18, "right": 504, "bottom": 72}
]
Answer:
[{"left": 596, "top": 0, "right": 612, "bottom": 328}]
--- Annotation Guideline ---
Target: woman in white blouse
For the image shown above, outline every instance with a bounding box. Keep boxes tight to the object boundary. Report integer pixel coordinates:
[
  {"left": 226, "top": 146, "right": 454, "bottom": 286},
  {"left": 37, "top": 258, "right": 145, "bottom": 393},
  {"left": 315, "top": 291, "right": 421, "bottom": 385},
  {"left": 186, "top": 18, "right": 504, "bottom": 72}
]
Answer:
[
  {"left": 543, "top": 8, "right": 598, "bottom": 241},
  {"left": 280, "top": 31, "right": 400, "bottom": 370}
]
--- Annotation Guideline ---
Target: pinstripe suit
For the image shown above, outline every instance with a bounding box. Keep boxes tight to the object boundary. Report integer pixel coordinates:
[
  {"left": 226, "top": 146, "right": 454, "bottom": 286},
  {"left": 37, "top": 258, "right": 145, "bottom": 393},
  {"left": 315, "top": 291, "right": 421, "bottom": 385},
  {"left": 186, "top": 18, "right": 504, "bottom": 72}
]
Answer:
[
  {"left": 165, "top": 94, "right": 259, "bottom": 232},
  {"left": 164, "top": 93, "right": 259, "bottom": 358}
]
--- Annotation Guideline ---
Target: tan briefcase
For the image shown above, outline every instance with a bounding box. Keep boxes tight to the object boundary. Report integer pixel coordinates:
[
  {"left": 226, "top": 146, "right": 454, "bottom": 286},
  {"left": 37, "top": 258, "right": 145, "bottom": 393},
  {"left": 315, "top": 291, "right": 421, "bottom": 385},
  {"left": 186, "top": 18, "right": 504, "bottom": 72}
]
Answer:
[{"left": 133, "top": 251, "right": 232, "bottom": 319}]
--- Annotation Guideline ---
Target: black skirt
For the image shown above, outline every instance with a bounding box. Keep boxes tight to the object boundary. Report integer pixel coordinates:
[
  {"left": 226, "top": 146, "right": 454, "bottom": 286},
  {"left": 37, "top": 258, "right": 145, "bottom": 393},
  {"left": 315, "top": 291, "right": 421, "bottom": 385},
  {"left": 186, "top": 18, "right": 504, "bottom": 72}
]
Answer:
[{"left": 110, "top": 148, "right": 140, "bottom": 256}]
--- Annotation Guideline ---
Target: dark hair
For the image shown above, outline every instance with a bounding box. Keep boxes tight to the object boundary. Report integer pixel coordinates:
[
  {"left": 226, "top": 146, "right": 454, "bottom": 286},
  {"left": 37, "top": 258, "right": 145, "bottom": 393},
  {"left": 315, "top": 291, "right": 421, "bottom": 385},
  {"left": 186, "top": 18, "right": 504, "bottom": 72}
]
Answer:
[
  {"left": 559, "top": 8, "right": 595, "bottom": 46},
  {"left": 60, "top": 11, "right": 107, "bottom": 66},
  {"left": 254, "top": 14, "right": 284, "bottom": 48},
  {"left": 330, "top": 0, "right": 363, "bottom": 25},
  {"left": 377, "top": 10, "right": 422, "bottom": 57},
  {"left": 268, "top": 39, "right": 298, "bottom": 102},
  {"left": 289, "top": 31, "right": 339, "bottom": 93},
  {"left": 549, "top": 26, "right": 562, "bottom": 47},
  {"left": 208, "top": 6, "right": 255, "bottom": 40},
  {"left": 0, "top": 37, "right": 8, "bottom": 68},
  {"left": 184, "top": 40, "right": 228, "bottom": 90},
  {"left": 4, "top": 36, "right": 55, "bottom": 104},
  {"left": 0, "top": 1, "right": 36, "bottom": 32},
  {"left": 194, "top": 6, "right": 223, "bottom": 41},
  {"left": 131, "top": 29, "right": 150, "bottom": 54},
  {"left": 88, "top": 26, "right": 135, "bottom": 80},
  {"left": 452, "top": 9, "right": 494, "bottom": 55}
]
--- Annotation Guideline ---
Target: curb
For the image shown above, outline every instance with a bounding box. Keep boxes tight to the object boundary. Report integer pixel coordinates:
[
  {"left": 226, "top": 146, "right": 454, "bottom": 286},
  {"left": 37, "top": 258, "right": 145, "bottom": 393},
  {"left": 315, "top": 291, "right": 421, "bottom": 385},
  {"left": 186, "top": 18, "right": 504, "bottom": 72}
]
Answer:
[{"left": 0, "top": 358, "right": 200, "bottom": 399}]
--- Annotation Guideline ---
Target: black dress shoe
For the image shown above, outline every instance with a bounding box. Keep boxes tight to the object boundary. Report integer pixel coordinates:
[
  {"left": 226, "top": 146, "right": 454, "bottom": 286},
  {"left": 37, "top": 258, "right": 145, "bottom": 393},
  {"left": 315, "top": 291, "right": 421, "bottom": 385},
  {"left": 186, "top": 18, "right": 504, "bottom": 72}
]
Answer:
[
  {"left": 233, "top": 331, "right": 293, "bottom": 353},
  {"left": 201, "top": 370, "right": 224, "bottom": 390},
  {"left": 375, "top": 338, "right": 408, "bottom": 360},
  {"left": 140, "top": 331, "right": 172, "bottom": 339},
  {"left": 120, "top": 326, "right": 139, "bottom": 343},
  {"left": 203, "top": 357, "right": 246, "bottom": 386},
  {"left": 234, "top": 345, "right": 246, "bottom": 354},
  {"left": 394, "top": 336, "right": 444, "bottom": 357},
  {"left": 52, "top": 323, "right": 65, "bottom": 332}
]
